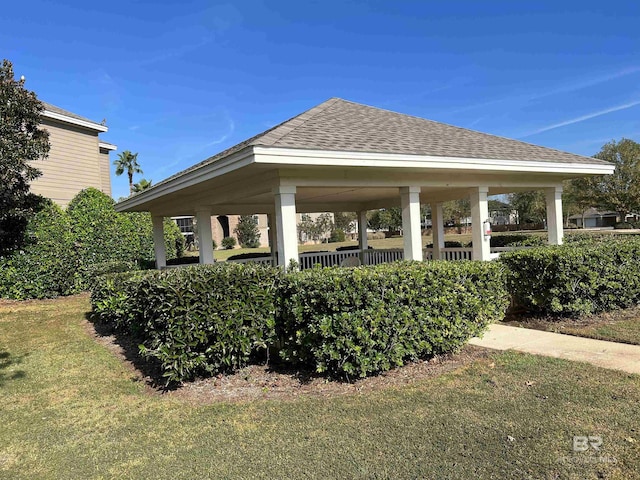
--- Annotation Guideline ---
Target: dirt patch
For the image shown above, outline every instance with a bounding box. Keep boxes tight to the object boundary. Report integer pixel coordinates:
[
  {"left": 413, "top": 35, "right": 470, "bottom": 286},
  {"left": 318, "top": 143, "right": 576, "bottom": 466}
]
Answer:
[{"left": 82, "top": 315, "right": 490, "bottom": 403}]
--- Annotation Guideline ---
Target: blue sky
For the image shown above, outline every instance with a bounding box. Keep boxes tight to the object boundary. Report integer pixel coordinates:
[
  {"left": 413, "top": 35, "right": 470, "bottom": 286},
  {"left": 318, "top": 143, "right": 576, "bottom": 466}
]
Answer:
[{"left": 3, "top": 0, "right": 640, "bottom": 200}]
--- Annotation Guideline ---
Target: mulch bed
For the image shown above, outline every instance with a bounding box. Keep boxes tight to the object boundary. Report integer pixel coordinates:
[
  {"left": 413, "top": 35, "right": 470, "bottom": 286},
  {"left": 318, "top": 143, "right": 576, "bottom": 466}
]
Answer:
[{"left": 83, "top": 316, "right": 490, "bottom": 403}]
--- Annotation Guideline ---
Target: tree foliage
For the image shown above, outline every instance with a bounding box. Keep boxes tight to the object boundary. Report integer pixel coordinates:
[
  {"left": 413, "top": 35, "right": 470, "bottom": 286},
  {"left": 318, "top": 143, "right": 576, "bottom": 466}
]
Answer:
[
  {"left": 333, "top": 212, "right": 356, "bottom": 233},
  {"left": 234, "top": 215, "right": 261, "bottom": 248},
  {"left": 114, "top": 150, "right": 142, "bottom": 195},
  {"left": 132, "top": 178, "right": 152, "bottom": 193},
  {"left": 0, "top": 59, "right": 50, "bottom": 255},
  {"left": 298, "top": 213, "right": 333, "bottom": 242},
  {"left": 367, "top": 208, "right": 402, "bottom": 231},
  {"left": 509, "top": 191, "right": 546, "bottom": 224},
  {"left": 589, "top": 139, "right": 640, "bottom": 220}
]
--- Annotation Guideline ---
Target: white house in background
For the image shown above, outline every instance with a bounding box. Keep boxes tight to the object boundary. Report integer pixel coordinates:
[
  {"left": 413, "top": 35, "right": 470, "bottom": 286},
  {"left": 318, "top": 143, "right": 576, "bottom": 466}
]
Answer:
[
  {"left": 568, "top": 208, "right": 640, "bottom": 228},
  {"left": 115, "top": 98, "right": 614, "bottom": 268}
]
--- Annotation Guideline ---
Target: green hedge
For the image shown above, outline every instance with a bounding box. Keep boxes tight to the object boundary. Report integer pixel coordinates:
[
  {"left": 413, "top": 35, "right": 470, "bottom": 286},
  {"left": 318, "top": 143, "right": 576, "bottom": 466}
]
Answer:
[
  {"left": 0, "top": 202, "right": 77, "bottom": 299},
  {"left": 500, "top": 239, "right": 640, "bottom": 316},
  {"left": 277, "top": 261, "right": 508, "bottom": 378},
  {"left": 135, "top": 264, "right": 280, "bottom": 383},
  {"left": 0, "top": 187, "right": 187, "bottom": 299},
  {"left": 91, "top": 261, "right": 507, "bottom": 382}
]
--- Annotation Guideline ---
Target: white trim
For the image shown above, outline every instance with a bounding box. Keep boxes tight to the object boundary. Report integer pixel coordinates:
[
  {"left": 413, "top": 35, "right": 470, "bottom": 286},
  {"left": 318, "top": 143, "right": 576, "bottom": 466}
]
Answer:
[
  {"left": 99, "top": 141, "right": 117, "bottom": 151},
  {"left": 115, "top": 148, "right": 255, "bottom": 211},
  {"left": 253, "top": 147, "right": 615, "bottom": 175},
  {"left": 43, "top": 110, "right": 108, "bottom": 132}
]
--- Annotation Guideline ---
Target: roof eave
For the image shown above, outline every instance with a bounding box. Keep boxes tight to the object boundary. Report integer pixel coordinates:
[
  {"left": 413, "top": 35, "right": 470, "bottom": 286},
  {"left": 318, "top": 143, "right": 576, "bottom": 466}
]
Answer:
[
  {"left": 252, "top": 147, "right": 616, "bottom": 175},
  {"left": 42, "top": 109, "right": 108, "bottom": 132},
  {"left": 114, "top": 145, "right": 257, "bottom": 212}
]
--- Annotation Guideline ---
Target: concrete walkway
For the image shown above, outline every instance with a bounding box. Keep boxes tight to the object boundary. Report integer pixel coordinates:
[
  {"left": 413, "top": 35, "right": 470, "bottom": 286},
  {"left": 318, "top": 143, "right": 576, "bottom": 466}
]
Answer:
[{"left": 470, "top": 324, "right": 640, "bottom": 375}]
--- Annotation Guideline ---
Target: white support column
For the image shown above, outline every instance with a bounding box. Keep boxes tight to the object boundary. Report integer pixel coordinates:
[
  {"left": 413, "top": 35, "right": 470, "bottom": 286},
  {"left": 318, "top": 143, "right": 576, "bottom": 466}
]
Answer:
[
  {"left": 431, "top": 202, "right": 445, "bottom": 260},
  {"left": 274, "top": 186, "right": 299, "bottom": 268},
  {"left": 357, "top": 210, "right": 368, "bottom": 264},
  {"left": 151, "top": 215, "right": 166, "bottom": 270},
  {"left": 545, "top": 186, "right": 564, "bottom": 245},
  {"left": 195, "top": 208, "right": 215, "bottom": 264},
  {"left": 400, "top": 186, "right": 423, "bottom": 261},
  {"left": 267, "top": 214, "right": 277, "bottom": 265},
  {"left": 470, "top": 187, "right": 491, "bottom": 261}
]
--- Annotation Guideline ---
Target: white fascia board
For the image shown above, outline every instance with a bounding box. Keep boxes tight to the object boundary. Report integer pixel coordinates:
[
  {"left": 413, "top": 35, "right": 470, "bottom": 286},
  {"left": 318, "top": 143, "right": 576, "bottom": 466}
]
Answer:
[
  {"left": 43, "top": 110, "right": 109, "bottom": 132},
  {"left": 253, "top": 147, "right": 616, "bottom": 175},
  {"left": 115, "top": 148, "right": 256, "bottom": 212},
  {"left": 99, "top": 142, "right": 118, "bottom": 151}
]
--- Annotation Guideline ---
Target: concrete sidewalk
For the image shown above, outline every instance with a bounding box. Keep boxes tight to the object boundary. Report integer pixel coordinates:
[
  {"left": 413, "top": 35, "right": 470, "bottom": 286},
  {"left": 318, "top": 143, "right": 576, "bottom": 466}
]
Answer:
[{"left": 470, "top": 324, "right": 640, "bottom": 375}]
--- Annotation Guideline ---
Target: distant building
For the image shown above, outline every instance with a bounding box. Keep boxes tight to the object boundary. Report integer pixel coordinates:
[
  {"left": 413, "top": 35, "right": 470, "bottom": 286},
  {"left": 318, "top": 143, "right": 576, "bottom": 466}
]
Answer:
[
  {"left": 30, "top": 102, "right": 116, "bottom": 207},
  {"left": 568, "top": 208, "right": 640, "bottom": 228}
]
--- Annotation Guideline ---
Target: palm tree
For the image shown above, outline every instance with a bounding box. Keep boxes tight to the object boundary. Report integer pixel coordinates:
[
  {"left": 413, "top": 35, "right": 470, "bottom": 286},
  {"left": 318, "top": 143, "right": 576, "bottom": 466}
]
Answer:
[
  {"left": 113, "top": 150, "right": 142, "bottom": 195},
  {"left": 132, "top": 178, "right": 152, "bottom": 193}
]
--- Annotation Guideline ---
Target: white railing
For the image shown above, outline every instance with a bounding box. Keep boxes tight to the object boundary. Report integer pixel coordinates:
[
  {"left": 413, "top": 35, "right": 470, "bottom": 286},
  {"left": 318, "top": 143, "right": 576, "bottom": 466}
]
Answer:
[
  {"left": 229, "top": 256, "right": 274, "bottom": 265},
  {"left": 362, "top": 248, "right": 404, "bottom": 265},
  {"left": 299, "top": 250, "right": 361, "bottom": 269},
  {"left": 423, "top": 247, "right": 473, "bottom": 261}
]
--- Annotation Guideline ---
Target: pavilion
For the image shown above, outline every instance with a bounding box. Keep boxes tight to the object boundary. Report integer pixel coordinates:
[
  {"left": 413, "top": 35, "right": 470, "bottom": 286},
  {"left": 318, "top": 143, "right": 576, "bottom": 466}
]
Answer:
[{"left": 115, "top": 98, "right": 614, "bottom": 268}]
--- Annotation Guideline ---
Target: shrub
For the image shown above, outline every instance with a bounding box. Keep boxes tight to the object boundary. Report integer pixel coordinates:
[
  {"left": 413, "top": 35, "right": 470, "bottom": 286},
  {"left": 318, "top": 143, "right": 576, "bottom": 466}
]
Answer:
[
  {"left": 126, "top": 212, "right": 185, "bottom": 263},
  {"left": 222, "top": 236, "right": 236, "bottom": 249},
  {"left": 489, "top": 234, "right": 545, "bottom": 248},
  {"left": 90, "top": 270, "right": 151, "bottom": 331},
  {"left": 614, "top": 222, "right": 634, "bottom": 229},
  {"left": 67, "top": 188, "right": 140, "bottom": 289},
  {"left": 367, "top": 232, "right": 386, "bottom": 240},
  {"left": 135, "top": 263, "right": 281, "bottom": 383},
  {"left": 500, "top": 239, "right": 640, "bottom": 316},
  {"left": 234, "top": 215, "right": 261, "bottom": 248},
  {"left": 227, "top": 252, "right": 272, "bottom": 261},
  {"left": 425, "top": 241, "right": 464, "bottom": 248},
  {"left": 329, "top": 229, "right": 346, "bottom": 243},
  {"left": 277, "top": 261, "right": 508, "bottom": 378},
  {"left": 0, "top": 201, "right": 77, "bottom": 299}
]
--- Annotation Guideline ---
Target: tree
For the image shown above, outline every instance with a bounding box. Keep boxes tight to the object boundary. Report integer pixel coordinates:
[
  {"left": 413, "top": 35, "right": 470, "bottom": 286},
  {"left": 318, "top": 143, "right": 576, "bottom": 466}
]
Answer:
[
  {"left": 588, "top": 139, "right": 640, "bottom": 222},
  {"left": 563, "top": 178, "right": 597, "bottom": 228},
  {"left": 0, "top": 59, "right": 50, "bottom": 255},
  {"left": 509, "top": 191, "right": 546, "bottom": 224},
  {"left": 113, "top": 150, "right": 142, "bottom": 195},
  {"left": 298, "top": 213, "right": 333, "bottom": 242},
  {"left": 333, "top": 212, "right": 356, "bottom": 233},
  {"left": 132, "top": 178, "right": 152, "bottom": 193},
  {"left": 234, "top": 215, "right": 261, "bottom": 248},
  {"left": 442, "top": 199, "right": 471, "bottom": 230},
  {"left": 367, "top": 208, "right": 402, "bottom": 232}
]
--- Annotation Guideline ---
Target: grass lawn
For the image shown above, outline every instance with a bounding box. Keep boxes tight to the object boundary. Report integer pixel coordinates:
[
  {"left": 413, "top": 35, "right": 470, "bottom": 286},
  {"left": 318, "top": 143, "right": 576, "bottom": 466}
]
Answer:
[
  {"left": 1, "top": 296, "right": 639, "bottom": 479},
  {"left": 504, "top": 307, "right": 640, "bottom": 346}
]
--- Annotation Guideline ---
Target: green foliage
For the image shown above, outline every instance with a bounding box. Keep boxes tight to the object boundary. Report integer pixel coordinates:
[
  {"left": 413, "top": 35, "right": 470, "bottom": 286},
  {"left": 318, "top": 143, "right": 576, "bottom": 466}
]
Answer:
[
  {"left": 127, "top": 212, "right": 184, "bottom": 263},
  {"left": 113, "top": 150, "right": 142, "bottom": 195},
  {"left": 298, "top": 213, "right": 334, "bottom": 241},
  {"left": 489, "top": 234, "right": 545, "bottom": 248},
  {"left": 509, "top": 191, "right": 546, "bottom": 224},
  {"left": 0, "top": 201, "right": 76, "bottom": 299},
  {"left": 138, "top": 264, "right": 280, "bottom": 383},
  {"left": 367, "top": 208, "right": 402, "bottom": 232},
  {"left": 90, "top": 270, "right": 152, "bottom": 331},
  {"left": 67, "top": 188, "right": 140, "bottom": 288},
  {"left": 500, "top": 239, "right": 640, "bottom": 316},
  {"left": 590, "top": 139, "right": 640, "bottom": 219},
  {"left": 329, "top": 228, "right": 346, "bottom": 243},
  {"left": 222, "top": 236, "right": 236, "bottom": 249},
  {"left": 277, "top": 261, "right": 508, "bottom": 378},
  {"left": 132, "top": 178, "right": 152, "bottom": 193},
  {"left": 0, "top": 59, "right": 51, "bottom": 255},
  {"left": 333, "top": 212, "right": 356, "bottom": 233},
  {"left": 234, "top": 215, "right": 261, "bottom": 248},
  {"left": 442, "top": 199, "right": 470, "bottom": 226}
]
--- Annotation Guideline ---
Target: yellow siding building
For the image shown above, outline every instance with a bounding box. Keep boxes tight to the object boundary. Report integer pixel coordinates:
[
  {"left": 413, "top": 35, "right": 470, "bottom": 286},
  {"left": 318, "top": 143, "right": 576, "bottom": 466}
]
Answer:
[{"left": 30, "top": 103, "right": 116, "bottom": 207}]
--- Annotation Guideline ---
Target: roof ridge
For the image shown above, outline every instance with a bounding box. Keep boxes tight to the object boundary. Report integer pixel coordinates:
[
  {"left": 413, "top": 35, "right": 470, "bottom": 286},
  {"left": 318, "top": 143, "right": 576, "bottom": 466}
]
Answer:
[{"left": 255, "top": 97, "right": 342, "bottom": 146}]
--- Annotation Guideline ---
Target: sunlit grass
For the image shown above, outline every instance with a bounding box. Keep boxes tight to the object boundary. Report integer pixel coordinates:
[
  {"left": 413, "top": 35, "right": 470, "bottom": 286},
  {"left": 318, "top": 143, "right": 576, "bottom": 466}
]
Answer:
[{"left": 1, "top": 296, "right": 639, "bottom": 478}]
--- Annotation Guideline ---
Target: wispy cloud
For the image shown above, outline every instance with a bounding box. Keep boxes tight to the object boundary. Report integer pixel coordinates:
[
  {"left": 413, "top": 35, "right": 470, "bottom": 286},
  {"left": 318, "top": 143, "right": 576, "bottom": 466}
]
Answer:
[
  {"left": 205, "top": 118, "right": 235, "bottom": 146},
  {"left": 451, "top": 65, "right": 640, "bottom": 114},
  {"left": 519, "top": 100, "right": 640, "bottom": 138}
]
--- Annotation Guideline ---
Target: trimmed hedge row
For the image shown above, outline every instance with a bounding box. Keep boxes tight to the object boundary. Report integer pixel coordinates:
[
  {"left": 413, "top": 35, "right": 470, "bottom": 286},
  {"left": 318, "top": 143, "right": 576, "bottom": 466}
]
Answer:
[
  {"left": 500, "top": 238, "right": 640, "bottom": 316},
  {"left": 277, "top": 261, "right": 508, "bottom": 378},
  {"left": 92, "top": 260, "right": 508, "bottom": 382}
]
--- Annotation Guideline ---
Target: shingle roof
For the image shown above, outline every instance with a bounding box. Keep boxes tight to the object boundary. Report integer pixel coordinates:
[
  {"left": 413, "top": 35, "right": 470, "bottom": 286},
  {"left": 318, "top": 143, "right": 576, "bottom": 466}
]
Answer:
[
  {"left": 42, "top": 102, "right": 103, "bottom": 126},
  {"left": 157, "top": 97, "right": 610, "bottom": 187}
]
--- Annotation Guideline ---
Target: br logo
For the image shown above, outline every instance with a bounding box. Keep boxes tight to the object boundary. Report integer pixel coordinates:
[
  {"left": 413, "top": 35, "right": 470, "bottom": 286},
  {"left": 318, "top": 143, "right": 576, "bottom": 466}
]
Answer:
[{"left": 573, "top": 436, "right": 602, "bottom": 452}]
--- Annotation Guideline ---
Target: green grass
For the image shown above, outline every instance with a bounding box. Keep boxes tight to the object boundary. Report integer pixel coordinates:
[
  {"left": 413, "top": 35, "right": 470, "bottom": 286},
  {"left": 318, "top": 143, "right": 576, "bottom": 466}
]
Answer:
[{"left": 1, "top": 296, "right": 639, "bottom": 478}]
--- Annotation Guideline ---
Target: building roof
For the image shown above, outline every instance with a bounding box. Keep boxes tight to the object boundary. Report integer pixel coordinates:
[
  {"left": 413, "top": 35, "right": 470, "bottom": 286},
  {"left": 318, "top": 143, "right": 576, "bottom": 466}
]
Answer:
[
  {"left": 166, "top": 97, "right": 609, "bottom": 184},
  {"left": 42, "top": 102, "right": 108, "bottom": 132}
]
